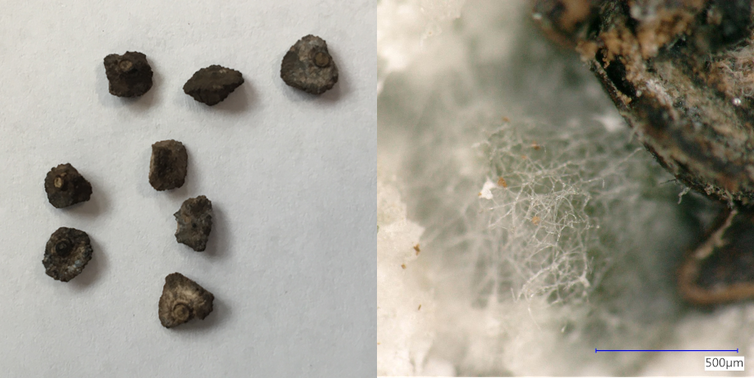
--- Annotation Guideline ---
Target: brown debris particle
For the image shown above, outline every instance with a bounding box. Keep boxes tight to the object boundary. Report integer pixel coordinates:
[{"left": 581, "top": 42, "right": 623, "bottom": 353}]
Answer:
[
  {"left": 43, "top": 227, "right": 93, "bottom": 282},
  {"left": 158, "top": 272, "right": 214, "bottom": 328},
  {"left": 401, "top": 264, "right": 406, "bottom": 269},
  {"left": 183, "top": 65, "right": 244, "bottom": 106},
  {"left": 103, "top": 51, "right": 153, "bottom": 97},
  {"left": 44, "top": 163, "right": 92, "bottom": 208},
  {"left": 531, "top": 141, "right": 541, "bottom": 150},
  {"left": 497, "top": 177, "right": 508, "bottom": 188},
  {"left": 149, "top": 140, "right": 188, "bottom": 191},
  {"left": 531, "top": 216, "right": 541, "bottom": 225},
  {"left": 174, "top": 195, "right": 213, "bottom": 252},
  {"left": 414, "top": 244, "right": 421, "bottom": 255},
  {"left": 280, "top": 35, "right": 339, "bottom": 95},
  {"left": 418, "top": 304, "right": 422, "bottom": 310}
]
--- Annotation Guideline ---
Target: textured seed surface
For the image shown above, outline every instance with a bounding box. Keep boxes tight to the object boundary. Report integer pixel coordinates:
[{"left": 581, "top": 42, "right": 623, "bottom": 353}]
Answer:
[
  {"left": 149, "top": 140, "right": 188, "bottom": 191},
  {"left": 158, "top": 272, "right": 214, "bottom": 328},
  {"left": 174, "top": 195, "right": 213, "bottom": 251},
  {"left": 103, "top": 51, "right": 153, "bottom": 97},
  {"left": 182, "top": 65, "right": 244, "bottom": 106},
  {"left": 280, "top": 35, "right": 339, "bottom": 95},
  {"left": 534, "top": 0, "right": 754, "bottom": 204},
  {"left": 43, "top": 227, "right": 93, "bottom": 282},
  {"left": 44, "top": 163, "right": 92, "bottom": 208}
]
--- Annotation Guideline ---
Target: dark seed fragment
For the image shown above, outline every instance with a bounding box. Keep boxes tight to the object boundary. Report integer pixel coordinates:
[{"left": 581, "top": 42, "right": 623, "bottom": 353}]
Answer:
[
  {"left": 680, "top": 208, "right": 754, "bottom": 305},
  {"left": 44, "top": 163, "right": 92, "bottom": 208},
  {"left": 149, "top": 140, "right": 188, "bottom": 191},
  {"left": 174, "top": 195, "right": 212, "bottom": 251},
  {"left": 43, "top": 227, "right": 93, "bottom": 282},
  {"left": 182, "top": 65, "right": 244, "bottom": 106},
  {"left": 158, "top": 272, "right": 214, "bottom": 328},
  {"left": 533, "top": 0, "right": 754, "bottom": 204},
  {"left": 103, "top": 51, "right": 153, "bottom": 97},
  {"left": 280, "top": 35, "right": 339, "bottom": 95}
]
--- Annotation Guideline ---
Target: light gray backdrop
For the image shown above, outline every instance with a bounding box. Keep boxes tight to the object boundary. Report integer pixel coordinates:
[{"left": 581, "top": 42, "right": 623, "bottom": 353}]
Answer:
[{"left": 0, "top": 0, "right": 375, "bottom": 376}]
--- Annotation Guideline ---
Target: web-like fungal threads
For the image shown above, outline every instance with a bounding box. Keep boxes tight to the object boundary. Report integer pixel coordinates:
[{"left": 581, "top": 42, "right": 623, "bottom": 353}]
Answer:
[
  {"left": 396, "top": 109, "right": 686, "bottom": 375},
  {"left": 452, "top": 117, "right": 679, "bottom": 309},
  {"left": 472, "top": 124, "right": 596, "bottom": 304},
  {"left": 377, "top": 0, "right": 710, "bottom": 375}
]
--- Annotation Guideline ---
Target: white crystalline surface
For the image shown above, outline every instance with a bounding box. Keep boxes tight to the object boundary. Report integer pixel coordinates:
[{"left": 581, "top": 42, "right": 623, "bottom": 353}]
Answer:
[
  {"left": 377, "top": 164, "right": 435, "bottom": 376},
  {"left": 378, "top": 0, "right": 747, "bottom": 376},
  {"left": 377, "top": 0, "right": 466, "bottom": 94}
]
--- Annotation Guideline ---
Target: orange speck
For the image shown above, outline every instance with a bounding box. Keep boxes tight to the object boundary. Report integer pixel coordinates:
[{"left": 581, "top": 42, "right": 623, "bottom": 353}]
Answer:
[
  {"left": 502, "top": 116, "right": 510, "bottom": 123},
  {"left": 414, "top": 244, "right": 421, "bottom": 255},
  {"left": 401, "top": 264, "right": 406, "bottom": 269},
  {"left": 531, "top": 216, "right": 541, "bottom": 225},
  {"left": 531, "top": 141, "right": 541, "bottom": 150},
  {"left": 497, "top": 177, "right": 508, "bottom": 188}
]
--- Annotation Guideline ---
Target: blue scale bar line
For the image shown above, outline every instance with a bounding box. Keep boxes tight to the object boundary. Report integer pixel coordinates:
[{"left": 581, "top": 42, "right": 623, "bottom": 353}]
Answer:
[{"left": 595, "top": 349, "right": 738, "bottom": 353}]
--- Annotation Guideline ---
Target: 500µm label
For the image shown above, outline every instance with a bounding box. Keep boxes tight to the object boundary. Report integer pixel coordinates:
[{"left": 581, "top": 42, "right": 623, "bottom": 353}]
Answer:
[{"left": 704, "top": 356, "right": 744, "bottom": 371}]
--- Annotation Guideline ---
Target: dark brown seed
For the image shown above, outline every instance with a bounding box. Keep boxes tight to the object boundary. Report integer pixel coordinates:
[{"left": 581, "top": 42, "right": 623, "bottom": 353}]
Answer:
[
  {"left": 182, "top": 65, "right": 244, "bottom": 106},
  {"left": 158, "top": 272, "right": 214, "bottom": 328},
  {"left": 43, "top": 227, "right": 93, "bottom": 282},
  {"left": 280, "top": 35, "right": 339, "bottom": 95},
  {"left": 174, "top": 195, "right": 212, "bottom": 252},
  {"left": 679, "top": 208, "right": 754, "bottom": 305},
  {"left": 149, "top": 140, "right": 188, "bottom": 191},
  {"left": 103, "top": 51, "right": 153, "bottom": 97},
  {"left": 44, "top": 163, "right": 92, "bottom": 208}
]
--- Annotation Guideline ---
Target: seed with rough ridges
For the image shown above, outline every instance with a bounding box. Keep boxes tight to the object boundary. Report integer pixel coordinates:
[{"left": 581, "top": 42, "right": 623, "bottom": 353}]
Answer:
[
  {"left": 182, "top": 65, "right": 244, "bottom": 106},
  {"left": 43, "top": 227, "right": 93, "bottom": 282},
  {"left": 149, "top": 140, "right": 188, "bottom": 191},
  {"left": 103, "top": 51, "right": 153, "bottom": 97},
  {"left": 44, "top": 163, "right": 92, "bottom": 208},
  {"left": 280, "top": 35, "right": 339, "bottom": 95},
  {"left": 158, "top": 272, "right": 214, "bottom": 328},
  {"left": 174, "top": 195, "right": 213, "bottom": 252}
]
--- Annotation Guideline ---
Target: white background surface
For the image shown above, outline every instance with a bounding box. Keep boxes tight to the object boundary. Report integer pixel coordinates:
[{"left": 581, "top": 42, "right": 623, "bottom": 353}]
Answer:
[{"left": 0, "top": 1, "right": 375, "bottom": 376}]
